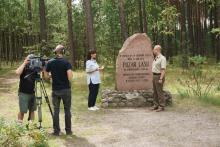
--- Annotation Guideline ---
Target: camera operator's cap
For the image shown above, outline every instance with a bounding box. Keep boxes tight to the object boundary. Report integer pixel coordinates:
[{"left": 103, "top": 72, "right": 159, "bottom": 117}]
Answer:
[{"left": 53, "top": 45, "right": 64, "bottom": 53}]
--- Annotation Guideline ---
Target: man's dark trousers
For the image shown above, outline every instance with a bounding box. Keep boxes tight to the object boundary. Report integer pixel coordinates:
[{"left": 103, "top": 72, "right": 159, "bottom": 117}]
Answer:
[
  {"left": 52, "top": 89, "right": 72, "bottom": 134},
  {"left": 153, "top": 75, "right": 165, "bottom": 108}
]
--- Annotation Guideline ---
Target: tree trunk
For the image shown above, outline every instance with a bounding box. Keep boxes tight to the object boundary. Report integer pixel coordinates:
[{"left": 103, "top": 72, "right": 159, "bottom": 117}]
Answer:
[
  {"left": 198, "top": 3, "right": 203, "bottom": 55},
  {"left": 179, "top": 1, "right": 186, "bottom": 52},
  {"left": 142, "top": 0, "right": 147, "bottom": 33},
  {"left": 195, "top": 1, "right": 202, "bottom": 55},
  {"left": 10, "top": 32, "right": 14, "bottom": 65},
  {"left": 2, "top": 31, "right": 5, "bottom": 60},
  {"left": 83, "top": 0, "right": 96, "bottom": 50},
  {"left": 138, "top": 0, "right": 143, "bottom": 33},
  {"left": 118, "top": 0, "right": 128, "bottom": 41},
  {"left": 0, "top": 31, "right": 2, "bottom": 68},
  {"left": 214, "top": 0, "right": 220, "bottom": 62},
  {"left": 6, "top": 32, "right": 9, "bottom": 64},
  {"left": 39, "top": 0, "right": 47, "bottom": 42},
  {"left": 67, "top": 0, "right": 76, "bottom": 66},
  {"left": 179, "top": 1, "right": 189, "bottom": 69},
  {"left": 187, "top": 0, "right": 195, "bottom": 55},
  {"left": 27, "top": 0, "right": 32, "bottom": 23},
  {"left": 210, "top": 7, "right": 215, "bottom": 55}
]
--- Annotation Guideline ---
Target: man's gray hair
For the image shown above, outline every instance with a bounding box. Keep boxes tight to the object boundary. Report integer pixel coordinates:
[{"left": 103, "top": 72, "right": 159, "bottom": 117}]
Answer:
[
  {"left": 154, "top": 45, "right": 162, "bottom": 50},
  {"left": 53, "top": 45, "right": 65, "bottom": 53}
]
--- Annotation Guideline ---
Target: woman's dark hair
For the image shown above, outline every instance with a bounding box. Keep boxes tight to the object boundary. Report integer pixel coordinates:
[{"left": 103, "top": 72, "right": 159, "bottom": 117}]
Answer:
[{"left": 87, "top": 50, "right": 97, "bottom": 60}]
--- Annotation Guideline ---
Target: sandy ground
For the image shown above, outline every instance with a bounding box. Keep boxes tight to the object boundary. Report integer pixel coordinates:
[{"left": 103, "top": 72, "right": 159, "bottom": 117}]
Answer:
[
  {"left": 72, "top": 108, "right": 220, "bottom": 147},
  {"left": 0, "top": 72, "right": 220, "bottom": 147}
]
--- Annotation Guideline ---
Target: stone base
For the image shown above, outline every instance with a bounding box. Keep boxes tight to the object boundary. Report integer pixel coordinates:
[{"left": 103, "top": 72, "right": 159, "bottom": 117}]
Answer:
[{"left": 101, "top": 89, "right": 172, "bottom": 108}]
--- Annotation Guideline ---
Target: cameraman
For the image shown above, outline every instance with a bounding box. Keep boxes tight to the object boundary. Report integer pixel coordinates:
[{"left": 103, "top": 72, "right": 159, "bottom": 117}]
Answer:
[
  {"left": 44, "top": 45, "right": 73, "bottom": 136},
  {"left": 16, "top": 55, "right": 36, "bottom": 123}
]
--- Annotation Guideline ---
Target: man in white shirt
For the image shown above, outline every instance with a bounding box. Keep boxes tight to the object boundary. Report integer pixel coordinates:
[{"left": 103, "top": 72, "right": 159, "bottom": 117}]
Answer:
[{"left": 151, "top": 45, "right": 167, "bottom": 112}]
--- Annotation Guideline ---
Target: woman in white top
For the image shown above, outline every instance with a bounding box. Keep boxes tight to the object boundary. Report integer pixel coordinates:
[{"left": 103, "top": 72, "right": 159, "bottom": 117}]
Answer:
[{"left": 86, "top": 50, "right": 104, "bottom": 111}]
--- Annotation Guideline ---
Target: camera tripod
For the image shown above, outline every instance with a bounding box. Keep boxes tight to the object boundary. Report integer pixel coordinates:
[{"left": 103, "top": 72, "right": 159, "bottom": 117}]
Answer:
[
  {"left": 26, "top": 72, "right": 54, "bottom": 129},
  {"left": 35, "top": 73, "right": 53, "bottom": 128}
]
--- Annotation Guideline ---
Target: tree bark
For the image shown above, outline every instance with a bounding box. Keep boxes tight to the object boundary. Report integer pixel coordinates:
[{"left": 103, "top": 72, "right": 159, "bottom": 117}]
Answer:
[
  {"left": 209, "top": 8, "right": 216, "bottom": 55},
  {"left": 67, "top": 0, "right": 76, "bottom": 66},
  {"left": 118, "top": 0, "right": 128, "bottom": 41},
  {"left": 214, "top": 0, "right": 220, "bottom": 62},
  {"left": 27, "top": 0, "right": 32, "bottom": 22},
  {"left": 187, "top": 0, "right": 195, "bottom": 55},
  {"left": 138, "top": 0, "right": 143, "bottom": 33},
  {"left": 39, "top": 0, "right": 47, "bottom": 42},
  {"left": 142, "top": 0, "right": 147, "bottom": 33},
  {"left": 0, "top": 31, "right": 2, "bottom": 68},
  {"left": 179, "top": 1, "right": 186, "bottom": 52},
  {"left": 83, "top": 0, "right": 96, "bottom": 50}
]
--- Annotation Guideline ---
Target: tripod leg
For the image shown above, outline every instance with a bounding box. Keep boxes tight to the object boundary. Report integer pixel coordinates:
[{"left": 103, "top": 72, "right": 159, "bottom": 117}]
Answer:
[
  {"left": 35, "top": 80, "right": 43, "bottom": 129},
  {"left": 38, "top": 105, "right": 42, "bottom": 129},
  {"left": 36, "top": 98, "right": 43, "bottom": 128},
  {"left": 40, "top": 80, "right": 54, "bottom": 118}
]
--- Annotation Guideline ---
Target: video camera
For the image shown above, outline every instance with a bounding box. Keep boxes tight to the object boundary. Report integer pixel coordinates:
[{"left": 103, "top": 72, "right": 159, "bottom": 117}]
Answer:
[
  {"left": 28, "top": 55, "right": 50, "bottom": 72},
  {"left": 25, "top": 54, "right": 54, "bottom": 128}
]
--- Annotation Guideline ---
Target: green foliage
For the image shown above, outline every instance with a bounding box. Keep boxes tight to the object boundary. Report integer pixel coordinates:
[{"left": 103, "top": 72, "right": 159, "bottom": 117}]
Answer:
[
  {"left": 177, "top": 88, "right": 190, "bottom": 99},
  {"left": 0, "top": 118, "right": 48, "bottom": 147},
  {"left": 158, "top": 6, "right": 179, "bottom": 36},
  {"left": 211, "top": 28, "right": 220, "bottom": 38},
  {"left": 0, "top": 0, "right": 27, "bottom": 31},
  {"left": 1, "top": 0, "right": 219, "bottom": 67},
  {"left": 170, "top": 55, "right": 189, "bottom": 68},
  {"left": 200, "top": 95, "right": 220, "bottom": 106},
  {"left": 189, "top": 55, "right": 207, "bottom": 66},
  {"left": 177, "top": 56, "right": 216, "bottom": 98},
  {"left": 216, "top": 83, "right": 220, "bottom": 91}
]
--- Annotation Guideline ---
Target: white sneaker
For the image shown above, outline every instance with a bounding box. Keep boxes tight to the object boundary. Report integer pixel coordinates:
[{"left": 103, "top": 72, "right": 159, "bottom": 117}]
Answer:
[
  {"left": 17, "top": 120, "right": 23, "bottom": 124},
  {"left": 93, "top": 106, "right": 100, "bottom": 110},
  {"left": 88, "top": 107, "right": 96, "bottom": 111},
  {"left": 28, "top": 120, "right": 33, "bottom": 124}
]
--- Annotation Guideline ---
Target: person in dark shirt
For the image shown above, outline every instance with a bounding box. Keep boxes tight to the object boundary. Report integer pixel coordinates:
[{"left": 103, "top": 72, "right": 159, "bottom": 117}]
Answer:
[
  {"left": 44, "top": 45, "right": 73, "bottom": 136},
  {"left": 16, "top": 54, "right": 36, "bottom": 123}
]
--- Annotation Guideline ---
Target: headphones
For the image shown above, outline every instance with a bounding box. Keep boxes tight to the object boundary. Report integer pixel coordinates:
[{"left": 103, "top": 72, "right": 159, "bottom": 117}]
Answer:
[
  {"left": 54, "top": 48, "right": 65, "bottom": 55},
  {"left": 61, "top": 48, "right": 65, "bottom": 54}
]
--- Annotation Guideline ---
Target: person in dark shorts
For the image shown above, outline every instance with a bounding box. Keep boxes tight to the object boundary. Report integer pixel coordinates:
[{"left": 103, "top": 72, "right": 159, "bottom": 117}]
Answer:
[
  {"left": 16, "top": 54, "right": 36, "bottom": 123},
  {"left": 44, "top": 45, "right": 73, "bottom": 136}
]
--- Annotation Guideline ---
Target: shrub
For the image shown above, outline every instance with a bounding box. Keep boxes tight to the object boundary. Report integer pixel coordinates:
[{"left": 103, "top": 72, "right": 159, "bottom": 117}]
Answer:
[
  {"left": 177, "top": 56, "right": 216, "bottom": 98},
  {"left": 0, "top": 118, "right": 48, "bottom": 147},
  {"left": 170, "top": 55, "right": 190, "bottom": 68},
  {"left": 177, "top": 88, "right": 190, "bottom": 98}
]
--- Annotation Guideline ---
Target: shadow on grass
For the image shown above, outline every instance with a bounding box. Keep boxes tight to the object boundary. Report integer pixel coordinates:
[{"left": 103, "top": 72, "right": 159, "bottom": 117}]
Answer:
[{"left": 49, "top": 134, "right": 96, "bottom": 147}]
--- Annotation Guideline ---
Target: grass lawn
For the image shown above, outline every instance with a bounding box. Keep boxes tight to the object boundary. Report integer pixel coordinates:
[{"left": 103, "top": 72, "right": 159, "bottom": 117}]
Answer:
[{"left": 0, "top": 64, "right": 220, "bottom": 146}]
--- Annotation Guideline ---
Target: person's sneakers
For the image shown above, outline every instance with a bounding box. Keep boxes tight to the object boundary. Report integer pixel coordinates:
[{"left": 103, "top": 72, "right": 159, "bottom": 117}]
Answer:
[
  {"left": 51, "top": 132, "right": 60, "bottom": 136},
  {"left": 155, "top": 107, "right": 164, "bottom": 112},
  {"left": 93, "top": 106, "right": 100, "bottom": 110},
  {"left": 17, "top": 119, "right": 23, "bottom": 124},
  {"left": 66, "top": 131, "right": 73, "bottom": 135},
  {"left": 88, "top": 107, "right": 96, "bottom": 111},
  {"left": 150, "top": 106, "right": 158, "bottom": 111}
]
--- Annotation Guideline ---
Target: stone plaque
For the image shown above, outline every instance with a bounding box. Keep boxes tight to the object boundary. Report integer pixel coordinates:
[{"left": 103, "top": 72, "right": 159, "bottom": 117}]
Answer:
[{"left": 116, "top": 33, "right": 153, "bottom": 91}]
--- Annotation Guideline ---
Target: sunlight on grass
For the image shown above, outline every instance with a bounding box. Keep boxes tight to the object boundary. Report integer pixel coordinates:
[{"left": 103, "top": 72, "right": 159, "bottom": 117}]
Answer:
[{"left": 1, "top": 65, "right": 220, "bottom": 146}]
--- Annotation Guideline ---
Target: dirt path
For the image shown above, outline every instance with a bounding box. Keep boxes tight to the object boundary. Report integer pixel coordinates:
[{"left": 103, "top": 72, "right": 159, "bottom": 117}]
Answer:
[
  {"left": 0, "top": 72, "right": 220, "bottom": 147},
  {"left": 73, "top": 109, "right": 220, "bottom": 147},
  {"left": 0, "top": 71, "right": 19, "bottom": 118},
  {"left": 0, "top": 71, "right": 17, "bottom": 92}
]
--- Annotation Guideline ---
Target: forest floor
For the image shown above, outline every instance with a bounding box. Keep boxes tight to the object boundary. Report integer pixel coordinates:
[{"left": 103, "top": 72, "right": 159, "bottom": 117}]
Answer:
[{"left": 0, "top": 68, "right": 220, "bottom": 147}]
